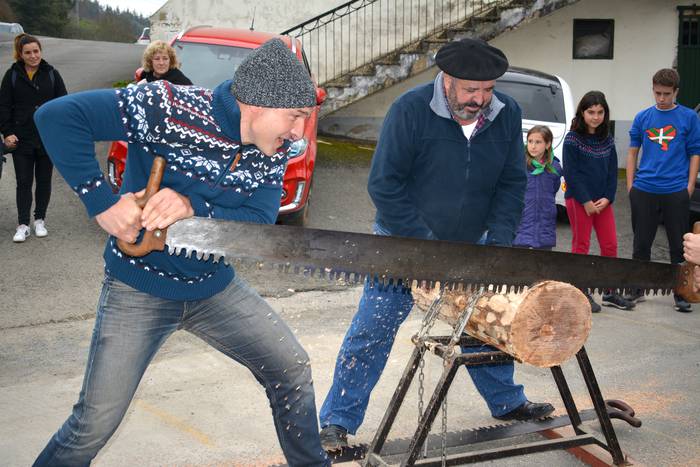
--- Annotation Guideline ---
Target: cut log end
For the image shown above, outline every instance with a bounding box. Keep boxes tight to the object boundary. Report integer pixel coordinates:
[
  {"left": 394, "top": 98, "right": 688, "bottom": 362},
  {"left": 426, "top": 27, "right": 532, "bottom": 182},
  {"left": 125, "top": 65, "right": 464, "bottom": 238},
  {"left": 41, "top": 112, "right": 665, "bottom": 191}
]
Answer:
[
  {"left": 411, "top": 280, "right": 591, "bottom": 368},
  {"left": 509, "top": 281, "right": 591, "bottom": 367}
]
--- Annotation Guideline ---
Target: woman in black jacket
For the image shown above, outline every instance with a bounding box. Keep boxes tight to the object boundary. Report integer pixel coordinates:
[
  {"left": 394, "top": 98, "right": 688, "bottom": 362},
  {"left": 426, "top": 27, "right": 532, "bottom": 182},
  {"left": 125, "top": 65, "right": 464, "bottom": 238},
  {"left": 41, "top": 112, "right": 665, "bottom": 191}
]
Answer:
[
  {"left": 0, "top": 33, "right": 67, "bottom": 242},
  {"left": 138, "top": 40, "right": 192, "bottom": 85}
]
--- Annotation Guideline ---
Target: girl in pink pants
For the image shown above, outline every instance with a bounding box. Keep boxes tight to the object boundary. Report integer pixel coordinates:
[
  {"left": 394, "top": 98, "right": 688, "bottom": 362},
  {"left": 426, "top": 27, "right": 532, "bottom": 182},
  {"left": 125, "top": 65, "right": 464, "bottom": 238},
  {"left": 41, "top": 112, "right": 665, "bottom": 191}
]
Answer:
[{"left": 562, "top": 91, "right": 634, "bottom": 311}]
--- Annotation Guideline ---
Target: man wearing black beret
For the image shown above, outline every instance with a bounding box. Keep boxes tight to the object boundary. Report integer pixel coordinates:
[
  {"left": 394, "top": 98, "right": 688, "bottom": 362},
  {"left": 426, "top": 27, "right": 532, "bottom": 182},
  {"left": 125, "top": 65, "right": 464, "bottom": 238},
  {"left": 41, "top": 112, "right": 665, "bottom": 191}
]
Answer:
[{"left": 319, "top": 38, "right": 554, "bottom": 451}]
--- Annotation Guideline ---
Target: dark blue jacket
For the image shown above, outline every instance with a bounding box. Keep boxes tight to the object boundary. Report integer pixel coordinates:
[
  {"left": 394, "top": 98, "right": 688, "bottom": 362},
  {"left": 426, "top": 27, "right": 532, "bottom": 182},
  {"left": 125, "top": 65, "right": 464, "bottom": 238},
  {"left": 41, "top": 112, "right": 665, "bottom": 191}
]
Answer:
[
  {"left": 514, "top": 158, "right": 562, "bottom": 248},
  {"left": 368, "top": 73, "right": 526, "bottom": 246}
]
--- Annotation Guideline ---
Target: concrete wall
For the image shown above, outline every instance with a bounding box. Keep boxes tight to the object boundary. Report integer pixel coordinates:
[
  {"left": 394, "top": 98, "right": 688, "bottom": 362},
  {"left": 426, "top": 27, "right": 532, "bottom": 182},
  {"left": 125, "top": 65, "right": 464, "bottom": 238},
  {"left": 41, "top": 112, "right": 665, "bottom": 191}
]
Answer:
[
  {"left": 322, "top": 0, "right": 683, "bottom": 156},
  {"left": 150, "top": 0, "right": 506, "bottom": 85},
  {"left": 149, "top": 0, "right": 335, "bottom": 42},
  {"left": 490, "top": 0, "right": 680, "bottom": 122},
  {"left": 492, "top": 0, "right": 681, "bottom": 158},
  {"left": 320, "top": 66, "right": 439, "bottom": 140}
]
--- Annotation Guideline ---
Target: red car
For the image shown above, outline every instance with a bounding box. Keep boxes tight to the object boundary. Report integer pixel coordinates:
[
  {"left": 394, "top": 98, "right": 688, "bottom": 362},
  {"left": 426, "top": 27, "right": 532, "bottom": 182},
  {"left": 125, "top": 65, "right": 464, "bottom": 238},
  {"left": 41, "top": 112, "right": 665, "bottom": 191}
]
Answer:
[{"left": 107, "top": 27, "right": 326, "bottom": 225}]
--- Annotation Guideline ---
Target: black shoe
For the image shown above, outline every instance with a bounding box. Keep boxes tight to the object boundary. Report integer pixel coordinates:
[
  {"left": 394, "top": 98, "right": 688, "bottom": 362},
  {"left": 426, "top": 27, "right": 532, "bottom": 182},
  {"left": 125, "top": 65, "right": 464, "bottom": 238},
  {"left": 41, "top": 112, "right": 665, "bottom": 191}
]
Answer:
[
  {"left": 623, "top": 289, "right": 646, "bottom": 304},
  {"left": 585, "top": 293, "right": 601, "bottom": 313},
  {"left": 602, "top": 293, "right": 635, "bottom": 310},
  {"left": 674, "top": 294, "right": 692, "bottom": 313},
  {"left": 493, "top": 401, "right": 555, "bottom": 421},
  {"left": 320, "top": 424, "right": 348, "bottom": 452}
]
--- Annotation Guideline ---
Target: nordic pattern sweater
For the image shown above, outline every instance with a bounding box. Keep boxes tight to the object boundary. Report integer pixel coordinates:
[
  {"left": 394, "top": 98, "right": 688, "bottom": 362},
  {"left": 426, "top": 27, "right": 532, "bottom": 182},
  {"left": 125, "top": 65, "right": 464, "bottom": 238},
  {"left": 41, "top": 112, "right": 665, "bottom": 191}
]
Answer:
[
  {"left": 562, "top": 131, "right": 618, "bottom": 205},
  {"left": 34, "top": 80, "right": 287, "bottom": 300}
]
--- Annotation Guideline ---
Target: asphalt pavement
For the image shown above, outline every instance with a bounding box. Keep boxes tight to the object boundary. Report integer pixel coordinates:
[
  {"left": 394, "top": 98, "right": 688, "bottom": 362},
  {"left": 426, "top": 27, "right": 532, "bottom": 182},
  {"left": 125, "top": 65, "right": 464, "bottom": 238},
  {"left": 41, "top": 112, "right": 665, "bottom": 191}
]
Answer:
[{"left": 0, "top": 38, "right": 699, "bottom": 467}]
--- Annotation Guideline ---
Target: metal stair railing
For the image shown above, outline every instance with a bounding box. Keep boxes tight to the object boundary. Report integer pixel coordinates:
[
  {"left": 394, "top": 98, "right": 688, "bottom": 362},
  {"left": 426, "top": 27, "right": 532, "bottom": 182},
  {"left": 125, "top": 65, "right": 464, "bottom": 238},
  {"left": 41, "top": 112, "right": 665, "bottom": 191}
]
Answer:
[{"left": 281, "top": 0, "right": 512, "bottom": 88}]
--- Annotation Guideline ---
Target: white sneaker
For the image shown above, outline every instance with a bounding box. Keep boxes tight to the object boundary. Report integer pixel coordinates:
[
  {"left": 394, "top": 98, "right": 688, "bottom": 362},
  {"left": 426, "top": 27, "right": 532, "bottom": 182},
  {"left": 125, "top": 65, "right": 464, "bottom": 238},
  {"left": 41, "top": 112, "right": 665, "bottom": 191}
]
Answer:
[
  {"left": 34, "top": 219, "right": 48, "bottom": 237},
  {"left": 13, "top": 224, "right": 30, "bottom": 242}
]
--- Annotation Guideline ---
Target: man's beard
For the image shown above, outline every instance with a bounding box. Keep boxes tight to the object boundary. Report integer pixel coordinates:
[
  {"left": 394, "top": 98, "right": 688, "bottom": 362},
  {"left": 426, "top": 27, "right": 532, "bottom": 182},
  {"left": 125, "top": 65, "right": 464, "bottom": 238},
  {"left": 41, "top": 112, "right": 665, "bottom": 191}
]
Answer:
[{"left": 447, "top": 83, "right": 489, "bottom": 121}]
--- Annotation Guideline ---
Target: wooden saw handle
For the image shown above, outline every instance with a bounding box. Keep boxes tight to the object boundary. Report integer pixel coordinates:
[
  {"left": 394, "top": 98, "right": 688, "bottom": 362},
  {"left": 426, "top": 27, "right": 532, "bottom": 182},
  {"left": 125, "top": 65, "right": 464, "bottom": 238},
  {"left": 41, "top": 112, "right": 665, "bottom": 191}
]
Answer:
[
  {"left": 116, "top": 156, "right": 168, "bottom": 257},
  {"left": 674, "top": 222, "right": 700, "bottom": 303}
]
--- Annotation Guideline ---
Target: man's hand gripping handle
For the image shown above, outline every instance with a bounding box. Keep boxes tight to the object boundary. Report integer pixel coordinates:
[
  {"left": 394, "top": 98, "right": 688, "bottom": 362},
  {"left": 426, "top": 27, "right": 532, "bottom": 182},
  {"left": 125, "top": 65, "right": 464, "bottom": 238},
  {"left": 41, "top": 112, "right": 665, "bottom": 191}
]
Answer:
[{"left": 116, "top": 156, "right": 167, "bottom": 256}]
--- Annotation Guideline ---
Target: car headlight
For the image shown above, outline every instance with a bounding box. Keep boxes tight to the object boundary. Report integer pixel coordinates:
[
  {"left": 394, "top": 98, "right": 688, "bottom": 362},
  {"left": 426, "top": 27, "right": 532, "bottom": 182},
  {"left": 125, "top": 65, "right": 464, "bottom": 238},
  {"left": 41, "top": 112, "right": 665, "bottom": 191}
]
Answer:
[
  {"left": 288, "top": 138, "right": 308, "bottom": 158},
  {"left": 107, "top": 161, "right": 116, "bottom": 186}
]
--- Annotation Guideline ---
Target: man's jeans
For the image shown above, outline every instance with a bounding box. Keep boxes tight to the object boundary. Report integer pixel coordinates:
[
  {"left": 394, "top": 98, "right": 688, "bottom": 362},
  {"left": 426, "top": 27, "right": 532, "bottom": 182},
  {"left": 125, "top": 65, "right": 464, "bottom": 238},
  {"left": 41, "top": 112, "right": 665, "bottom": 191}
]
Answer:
[
  {"left": 319, "top": 225, "right": 526, "bottom": 434},
  {"left": 34, "top": 275, "right": 329, "bottom": 467}
]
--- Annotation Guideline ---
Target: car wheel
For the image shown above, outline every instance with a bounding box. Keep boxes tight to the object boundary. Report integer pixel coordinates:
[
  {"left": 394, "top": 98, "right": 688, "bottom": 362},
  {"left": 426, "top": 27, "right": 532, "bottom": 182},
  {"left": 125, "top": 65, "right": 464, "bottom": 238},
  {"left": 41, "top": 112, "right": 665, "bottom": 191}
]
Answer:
[
  {"left": 278, "top": 203, "right": 309, "bottom": 226},
  {"left": 278, "top": 178, "right": 313, "bottom": 227}
]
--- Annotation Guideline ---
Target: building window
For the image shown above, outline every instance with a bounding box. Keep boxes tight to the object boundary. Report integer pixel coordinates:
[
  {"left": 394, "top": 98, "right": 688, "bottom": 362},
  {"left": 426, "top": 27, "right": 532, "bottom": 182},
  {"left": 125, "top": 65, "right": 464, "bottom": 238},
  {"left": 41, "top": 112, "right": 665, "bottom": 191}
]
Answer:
[
  {"left": 573, "top": 19, "right": 614, "bottom": 59},
  {"left": 679, "top": 7, "right": 700, "bottom": 46}
]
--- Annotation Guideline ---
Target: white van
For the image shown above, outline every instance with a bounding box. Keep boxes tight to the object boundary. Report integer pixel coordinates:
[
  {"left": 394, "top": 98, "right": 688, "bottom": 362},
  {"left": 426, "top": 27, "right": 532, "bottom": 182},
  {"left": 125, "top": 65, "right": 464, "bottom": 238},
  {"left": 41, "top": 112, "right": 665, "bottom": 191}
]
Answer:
[
  {"left": 0, "top": 22, "right": 24, "bottom": 42},
  {"left": 136, "top": 27, "right": 151, "bottom": 45},
  {"left": 496, "top": 67, "right": 575, "bottom": 218}
]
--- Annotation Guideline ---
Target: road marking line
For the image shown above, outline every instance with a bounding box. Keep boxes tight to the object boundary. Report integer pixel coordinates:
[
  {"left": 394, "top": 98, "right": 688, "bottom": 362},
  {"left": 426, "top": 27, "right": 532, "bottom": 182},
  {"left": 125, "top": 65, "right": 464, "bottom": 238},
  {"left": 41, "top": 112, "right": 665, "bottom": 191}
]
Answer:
[{"left": 135, "top": 399, "right": 214, "bottom": 447}]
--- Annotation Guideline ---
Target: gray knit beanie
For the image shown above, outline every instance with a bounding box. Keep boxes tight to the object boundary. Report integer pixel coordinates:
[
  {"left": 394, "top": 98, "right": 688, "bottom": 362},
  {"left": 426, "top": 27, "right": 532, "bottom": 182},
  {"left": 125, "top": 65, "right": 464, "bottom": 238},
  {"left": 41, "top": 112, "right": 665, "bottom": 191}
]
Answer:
[{"left": 231, "top": 38, "right": 316, "bottom": 109}]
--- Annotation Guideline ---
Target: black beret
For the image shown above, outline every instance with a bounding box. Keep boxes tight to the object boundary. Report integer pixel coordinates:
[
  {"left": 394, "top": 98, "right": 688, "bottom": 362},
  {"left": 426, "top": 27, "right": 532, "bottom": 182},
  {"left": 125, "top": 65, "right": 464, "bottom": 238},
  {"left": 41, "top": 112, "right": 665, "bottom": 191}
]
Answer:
[{"left": 435, "top": 38, "right": 509, "bottom": 80}]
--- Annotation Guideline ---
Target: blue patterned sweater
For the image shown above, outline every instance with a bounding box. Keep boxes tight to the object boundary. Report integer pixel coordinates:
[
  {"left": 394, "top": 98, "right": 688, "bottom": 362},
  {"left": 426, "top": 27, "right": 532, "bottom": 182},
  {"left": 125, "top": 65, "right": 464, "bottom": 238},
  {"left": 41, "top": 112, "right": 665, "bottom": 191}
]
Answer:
[
  {"left": 34, "top": 80, "right": 288, "bottom": 300},
  {"left": 562, "top": 131, "right": 618, "bottom": 205}
]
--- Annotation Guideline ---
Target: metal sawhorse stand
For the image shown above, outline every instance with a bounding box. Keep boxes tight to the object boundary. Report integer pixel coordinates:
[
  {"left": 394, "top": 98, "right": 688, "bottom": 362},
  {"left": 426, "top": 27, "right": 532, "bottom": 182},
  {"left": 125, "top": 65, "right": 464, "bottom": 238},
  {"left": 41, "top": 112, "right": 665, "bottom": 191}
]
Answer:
[{"left": 363, "top": 335, "right": 641, "bottom": 466}]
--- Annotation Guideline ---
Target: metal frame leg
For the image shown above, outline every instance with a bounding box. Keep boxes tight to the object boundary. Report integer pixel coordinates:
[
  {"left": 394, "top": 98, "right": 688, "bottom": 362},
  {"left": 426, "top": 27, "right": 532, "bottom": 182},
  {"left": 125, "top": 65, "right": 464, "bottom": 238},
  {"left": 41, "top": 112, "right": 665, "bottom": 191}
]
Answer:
[
  {"left": 550, "top": 365, "right": 584, "bottom": 435},
  {"left": 402, "top": 356, "right": 461, "bottom": 466},
  {"left": 364, "top": 340, "right": 632, "bottom": 466},
  {"left": 366, "top": 346, "right": 425, "bottom": 463},
  {"left": 576, "top": 347, "right": 626, "bottom": 465}
]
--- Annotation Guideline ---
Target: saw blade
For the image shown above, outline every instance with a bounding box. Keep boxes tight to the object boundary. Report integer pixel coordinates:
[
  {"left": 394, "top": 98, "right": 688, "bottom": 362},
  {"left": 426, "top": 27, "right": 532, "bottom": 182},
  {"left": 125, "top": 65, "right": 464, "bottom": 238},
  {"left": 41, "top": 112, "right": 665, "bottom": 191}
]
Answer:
[
  {"left": 165, "top": 218, "right": 679, "bottom": 295},
  {"left": 271, "top": 409, "right": 603, "bottom": 465}
]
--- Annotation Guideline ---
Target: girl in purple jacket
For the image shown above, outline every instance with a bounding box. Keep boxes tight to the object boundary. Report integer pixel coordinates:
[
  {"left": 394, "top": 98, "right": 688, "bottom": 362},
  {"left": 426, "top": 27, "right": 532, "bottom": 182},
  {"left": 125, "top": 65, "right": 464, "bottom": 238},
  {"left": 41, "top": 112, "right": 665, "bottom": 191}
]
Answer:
[{"left": 514, "top": 125, "right": 561, "bottom": 250}]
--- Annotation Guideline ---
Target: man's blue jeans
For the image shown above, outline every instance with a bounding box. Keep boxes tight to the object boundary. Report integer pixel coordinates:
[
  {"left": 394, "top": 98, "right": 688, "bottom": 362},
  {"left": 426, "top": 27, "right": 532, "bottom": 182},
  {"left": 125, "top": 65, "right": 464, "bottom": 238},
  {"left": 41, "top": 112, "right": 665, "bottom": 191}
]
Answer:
[
  {"left": 34, "top": 274, "right": 329, "bottom": 467},
  {"left": 320, "top": 244, "right": 527, "bottom": 434}
]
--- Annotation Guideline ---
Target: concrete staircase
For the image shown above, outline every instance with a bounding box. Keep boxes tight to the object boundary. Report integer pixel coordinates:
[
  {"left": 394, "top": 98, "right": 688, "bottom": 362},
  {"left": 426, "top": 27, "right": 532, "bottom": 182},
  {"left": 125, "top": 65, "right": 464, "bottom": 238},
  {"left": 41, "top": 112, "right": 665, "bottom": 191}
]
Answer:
[{"left": 319, "top": 0, "right": 579, "bottom": 118}]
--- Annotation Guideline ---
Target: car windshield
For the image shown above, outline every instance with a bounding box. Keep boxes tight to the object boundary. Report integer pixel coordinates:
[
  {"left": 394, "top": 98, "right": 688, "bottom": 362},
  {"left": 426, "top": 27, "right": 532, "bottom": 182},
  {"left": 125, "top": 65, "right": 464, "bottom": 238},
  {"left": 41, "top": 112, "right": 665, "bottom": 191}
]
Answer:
[
  {"left": 495, "top": 80, "right": 566, "bottom": 123},
  {"left": 173, "top": 40, "right": 253, "bottom": 90}
]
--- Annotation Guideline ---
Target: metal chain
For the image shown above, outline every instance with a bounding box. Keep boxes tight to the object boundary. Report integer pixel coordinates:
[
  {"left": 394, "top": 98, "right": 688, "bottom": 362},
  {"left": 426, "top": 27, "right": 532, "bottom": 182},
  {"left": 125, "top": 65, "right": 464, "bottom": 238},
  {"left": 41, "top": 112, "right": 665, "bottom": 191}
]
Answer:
[
  {"left": 417, "top": 288, "right": 448, "bottom": 460},
  {"left": 417, "top": 352, "right": 427, "bottom": 458},
  {"left": 449, "top": 286, "right": 485, "bottom": 347},
  {"left": 441, "top": 393, "right": 448, "bottom": 467},
  {"left": 417, "top": 355, "right": 425, "bottom": 420},
  {"left": 417, "top": 291, "right": 445, "bottom": 339}
]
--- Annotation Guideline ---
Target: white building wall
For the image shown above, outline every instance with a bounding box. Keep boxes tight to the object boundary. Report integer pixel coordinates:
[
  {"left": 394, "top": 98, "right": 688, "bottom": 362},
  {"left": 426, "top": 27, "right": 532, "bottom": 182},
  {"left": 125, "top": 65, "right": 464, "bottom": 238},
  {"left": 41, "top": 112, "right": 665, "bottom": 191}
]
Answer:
[
  {"left": 322, "top": 0, "right": 684, "bottom": 154},
  {"left": 150, "top": 0, "right": 506, "bottom": 86},
  {"left": 490, "top": 0, "right": 680, "bottom": 122},
  {"left": 149, "top": 0, "right": 334, "bottom": 42}
]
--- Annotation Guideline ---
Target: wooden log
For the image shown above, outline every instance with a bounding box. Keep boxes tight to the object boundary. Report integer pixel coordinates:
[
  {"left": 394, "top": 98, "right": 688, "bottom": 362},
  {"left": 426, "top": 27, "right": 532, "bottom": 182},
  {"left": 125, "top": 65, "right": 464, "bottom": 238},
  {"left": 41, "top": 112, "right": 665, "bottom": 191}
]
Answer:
[{"left": 411, "top": 280, "right": 591, "bottom": 368}]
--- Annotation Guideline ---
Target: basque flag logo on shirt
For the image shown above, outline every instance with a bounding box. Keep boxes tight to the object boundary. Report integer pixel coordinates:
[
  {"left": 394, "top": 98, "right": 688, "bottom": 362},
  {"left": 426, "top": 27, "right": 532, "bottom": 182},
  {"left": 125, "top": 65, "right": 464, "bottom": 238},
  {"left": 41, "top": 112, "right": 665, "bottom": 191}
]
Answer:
[{"left": 646, "top": 125, "right": 676, "bottom": 151}]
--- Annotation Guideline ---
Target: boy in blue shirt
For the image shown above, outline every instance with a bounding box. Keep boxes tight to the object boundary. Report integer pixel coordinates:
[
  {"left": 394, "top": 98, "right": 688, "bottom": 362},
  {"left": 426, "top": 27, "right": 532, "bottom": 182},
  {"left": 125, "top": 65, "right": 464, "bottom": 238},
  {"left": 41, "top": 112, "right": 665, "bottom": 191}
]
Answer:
[{"left": 625, "top": 68, "right": 700, "bottom": 312}]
